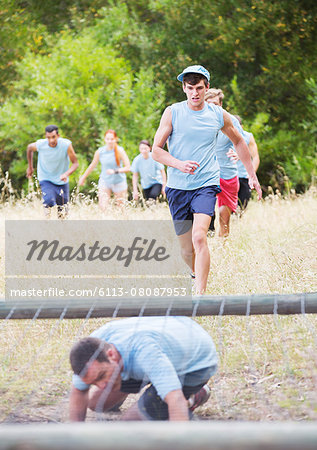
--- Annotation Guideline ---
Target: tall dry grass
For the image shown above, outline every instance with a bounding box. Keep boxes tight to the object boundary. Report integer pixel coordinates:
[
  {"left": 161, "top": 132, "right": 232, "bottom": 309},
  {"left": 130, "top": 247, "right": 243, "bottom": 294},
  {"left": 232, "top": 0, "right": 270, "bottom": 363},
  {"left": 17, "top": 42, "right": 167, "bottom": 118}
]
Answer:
[{"left": 0, "top": 181, "right": 316, "bottom": 423}]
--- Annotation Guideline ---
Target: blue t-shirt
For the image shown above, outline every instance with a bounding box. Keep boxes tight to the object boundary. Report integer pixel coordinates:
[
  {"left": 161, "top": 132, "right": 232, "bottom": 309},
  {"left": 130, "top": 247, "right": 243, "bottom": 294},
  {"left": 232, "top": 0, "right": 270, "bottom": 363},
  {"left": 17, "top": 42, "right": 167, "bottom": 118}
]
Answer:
[
  {"left": 237, "top": 131, "right": 253, "bottom": 178},
  {"left": 131, "top": 153, "right": 164, "bottom": 189},
  {"left": 215, "top": 114, "right": 250, "bottom": 180},
  {"left": 98, "top": 146, "right": 127, "bottom": 185},
  {"left": 167, "top": 101, "right": 223, "bottom": 190},
  {"left": 35, "top": 137, "right": 71, "bottom": 185},
  {"left": 72, "top": 316, "right": 218, "bottom": 401}
]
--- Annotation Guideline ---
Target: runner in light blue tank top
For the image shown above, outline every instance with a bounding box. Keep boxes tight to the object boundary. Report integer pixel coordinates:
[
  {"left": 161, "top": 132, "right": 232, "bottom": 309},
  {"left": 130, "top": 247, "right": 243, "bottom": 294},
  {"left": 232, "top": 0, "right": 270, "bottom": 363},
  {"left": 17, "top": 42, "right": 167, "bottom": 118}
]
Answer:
[
  {"left": 131, "top": 139, "right": 166, "bottom": 201},
  {"left": 98, "top": 146, "right": 127, "bottom": 186},
  {"left": 36, "top": 137, "right": 71, "bottom": 185},
  {"left": 132, "top": 153, "right": 164, "bottom": 187},
  {"left": 26, "top": 124, "right": 79, "bottom": 218},
  {"left": 152, "top": 66, "right": 261, "bottom": 295},
  {"left": 79, "top": 129, "right": 130, "bottom": 210},
  {"left": 167, "top": 101, "right": 223, "bottom": 190}
]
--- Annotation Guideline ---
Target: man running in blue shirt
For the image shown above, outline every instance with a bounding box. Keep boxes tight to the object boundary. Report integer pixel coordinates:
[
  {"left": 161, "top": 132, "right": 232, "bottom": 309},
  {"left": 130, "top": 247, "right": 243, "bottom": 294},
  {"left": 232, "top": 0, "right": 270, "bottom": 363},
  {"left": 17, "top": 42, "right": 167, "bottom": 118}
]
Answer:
[
  {"left": 131, "top": 139, "right": 166, "bottom": 202},
  {"left": 152, "top": 65, "right": 262, "bottom": 294},
  {"left": 27, "top": 124, "right": 78, "bottom": 218},
  {"left": 69, "top": 316, "right": 218, "bottom": 421}
]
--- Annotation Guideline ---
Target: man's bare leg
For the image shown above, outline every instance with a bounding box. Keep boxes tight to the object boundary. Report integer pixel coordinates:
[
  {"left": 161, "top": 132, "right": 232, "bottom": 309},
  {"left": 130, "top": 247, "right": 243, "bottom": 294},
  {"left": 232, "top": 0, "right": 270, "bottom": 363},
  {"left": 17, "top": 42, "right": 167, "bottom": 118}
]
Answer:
[
  {"left": 192, "top": 213, "right": 211, "bottom": 294},
  {"left": 218, "top": 205, "right": 232, "bottom": 237},
  {"left": 177, "top": 228, "right": 195, "bottom": 273}
]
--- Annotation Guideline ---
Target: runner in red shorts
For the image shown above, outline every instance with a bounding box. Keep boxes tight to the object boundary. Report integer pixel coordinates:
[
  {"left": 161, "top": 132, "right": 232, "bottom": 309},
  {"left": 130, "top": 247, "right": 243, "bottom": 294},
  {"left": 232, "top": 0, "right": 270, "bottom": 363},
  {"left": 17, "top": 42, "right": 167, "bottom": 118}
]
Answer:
[{"left": 205, "top": 89, "right": 251, "bottom": 237}]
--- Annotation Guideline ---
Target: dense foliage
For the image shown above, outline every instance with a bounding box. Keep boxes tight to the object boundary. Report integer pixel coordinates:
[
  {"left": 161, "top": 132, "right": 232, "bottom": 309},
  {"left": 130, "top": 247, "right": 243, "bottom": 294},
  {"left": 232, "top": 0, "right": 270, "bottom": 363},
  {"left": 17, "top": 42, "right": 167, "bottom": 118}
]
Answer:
[{"left": 0, "top": 0, "right": 316, "bottom": 193}]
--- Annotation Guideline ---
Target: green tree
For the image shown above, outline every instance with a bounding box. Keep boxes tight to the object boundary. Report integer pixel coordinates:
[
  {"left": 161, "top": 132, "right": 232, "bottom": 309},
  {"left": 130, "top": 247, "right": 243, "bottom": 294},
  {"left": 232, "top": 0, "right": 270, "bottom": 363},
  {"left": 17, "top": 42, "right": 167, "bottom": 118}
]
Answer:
[
  {"left": 88, "top": 0, "right": 317, "bottom": 192},
  {"left": 15, "top": 0, "right": 108, "bottom": 32},
  {"left": 91, "top": 0, "right": 317, "bottom": 125},
  {"left": 0, "top": 0, "right": 47, "bottom": 101},
  {"left": 1, "top": 0, "right": 316, "bottom": 194},
  {"left": 0, "top": 30, "right": 165, "bottom": 190},
  {"left": 283, "top": 78, "right": 317, "bottom": 190}
]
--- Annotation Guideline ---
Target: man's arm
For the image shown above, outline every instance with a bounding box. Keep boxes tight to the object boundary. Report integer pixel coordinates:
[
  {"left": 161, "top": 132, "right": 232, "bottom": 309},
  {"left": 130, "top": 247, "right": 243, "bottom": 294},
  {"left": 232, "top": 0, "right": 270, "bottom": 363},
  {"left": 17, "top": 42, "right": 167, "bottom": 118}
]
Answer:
[
  {"left": 249, "top": 134, "right": 260, "bottom": 172},
  {"left": 69, "top": 386, "right": 89, "bottom": 422},
  {"left": 60, "top": 144, "right": 79, "bottom": 182},
  {"left": 26, "top": 143, "right": 37, "bottom": 178},
  {"left": 165, "top": 389, "right": 190, "bottom": 421},
  {"left": 152, "top": 108, "right": 199, "bottom": 174},
  {"left": 221, "top": 111, "right": 262, "bottom": 199}
]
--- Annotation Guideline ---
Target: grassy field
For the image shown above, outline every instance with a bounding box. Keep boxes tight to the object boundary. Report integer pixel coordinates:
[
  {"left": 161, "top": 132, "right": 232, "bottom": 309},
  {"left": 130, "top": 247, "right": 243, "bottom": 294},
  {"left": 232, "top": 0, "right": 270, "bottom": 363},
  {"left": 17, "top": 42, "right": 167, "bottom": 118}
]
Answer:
[{"left": 0, "top": 187, "right": 317, "bottom": 423}]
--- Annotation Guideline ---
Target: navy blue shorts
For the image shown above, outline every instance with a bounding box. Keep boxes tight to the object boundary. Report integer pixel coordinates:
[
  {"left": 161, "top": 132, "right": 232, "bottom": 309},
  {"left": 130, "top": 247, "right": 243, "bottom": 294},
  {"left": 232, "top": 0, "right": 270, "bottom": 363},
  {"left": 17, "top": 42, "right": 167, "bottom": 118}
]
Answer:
[
  {"left": 143, "top": 183, "right": 162, "bottom": 200},
  {"left": 40, "top": 180, "right": 69, "bottom": 207},
  {"left": 238, "top": 177, "right": 251, "bottom": 209},
  {"left": 165, "top": 185, "right": 221, "bottom": 235}
]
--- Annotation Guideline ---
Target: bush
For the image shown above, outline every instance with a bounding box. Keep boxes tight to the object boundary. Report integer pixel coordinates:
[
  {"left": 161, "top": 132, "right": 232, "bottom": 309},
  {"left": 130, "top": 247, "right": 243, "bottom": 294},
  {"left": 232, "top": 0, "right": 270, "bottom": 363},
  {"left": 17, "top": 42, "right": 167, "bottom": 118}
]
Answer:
[{"left": 0, "top": 30, "right": 165, "bottom": 192}]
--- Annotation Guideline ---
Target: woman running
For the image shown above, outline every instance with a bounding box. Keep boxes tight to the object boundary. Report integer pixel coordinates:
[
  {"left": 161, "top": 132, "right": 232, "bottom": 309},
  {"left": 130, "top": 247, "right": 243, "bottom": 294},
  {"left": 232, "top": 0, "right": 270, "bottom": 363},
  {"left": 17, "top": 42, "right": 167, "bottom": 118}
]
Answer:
[{"left": 79, "top": 129, "right": 130, "bottom": 209}]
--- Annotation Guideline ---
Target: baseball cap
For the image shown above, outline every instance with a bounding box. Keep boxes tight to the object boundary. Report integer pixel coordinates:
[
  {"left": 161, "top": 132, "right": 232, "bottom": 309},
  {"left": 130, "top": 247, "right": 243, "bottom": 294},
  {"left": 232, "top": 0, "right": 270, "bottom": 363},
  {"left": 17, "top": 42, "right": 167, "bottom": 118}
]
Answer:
[{"left": 177, "top": 65, "right": 210, "bottom": 83}]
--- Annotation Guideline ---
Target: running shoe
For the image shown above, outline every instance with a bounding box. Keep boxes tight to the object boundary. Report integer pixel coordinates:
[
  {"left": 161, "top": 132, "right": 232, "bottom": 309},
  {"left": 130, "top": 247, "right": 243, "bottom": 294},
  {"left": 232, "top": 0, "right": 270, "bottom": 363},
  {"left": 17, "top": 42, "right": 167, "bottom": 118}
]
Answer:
[{"left": 188, "top": 384, "right": 211, "bottom": 411}]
